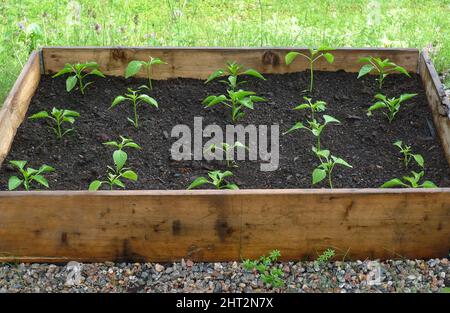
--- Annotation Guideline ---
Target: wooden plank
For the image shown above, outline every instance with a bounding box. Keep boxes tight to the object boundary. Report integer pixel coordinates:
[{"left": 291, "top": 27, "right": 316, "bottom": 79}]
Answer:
[
  {"left": 0, "top": 189, "right": 448, "bottom": 262},
  {"left": 0, "top": 52, "right": 41, "bottom": 167},
  {"left": 42, "top": 47, "right": 419, "bottom": 79},
  {"left": 419, "top": 49, "right": 450, "bottom": 167}
]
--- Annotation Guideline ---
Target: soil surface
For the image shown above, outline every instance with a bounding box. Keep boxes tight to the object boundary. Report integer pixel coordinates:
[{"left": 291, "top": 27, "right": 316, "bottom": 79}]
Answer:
[{"left": 1, "top": 71, "right": 449, "bottom": 190}]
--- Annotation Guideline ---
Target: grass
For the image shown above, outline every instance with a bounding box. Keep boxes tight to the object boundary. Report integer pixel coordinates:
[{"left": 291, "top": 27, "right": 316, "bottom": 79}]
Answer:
[{"left": 0, "top": 0, "right": 449, "bottom": 103}]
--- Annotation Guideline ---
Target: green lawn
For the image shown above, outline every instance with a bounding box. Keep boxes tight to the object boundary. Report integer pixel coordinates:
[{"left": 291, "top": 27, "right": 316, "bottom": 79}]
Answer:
[{"left": 1, "top": 0, "right": 449, "bottom": 103}]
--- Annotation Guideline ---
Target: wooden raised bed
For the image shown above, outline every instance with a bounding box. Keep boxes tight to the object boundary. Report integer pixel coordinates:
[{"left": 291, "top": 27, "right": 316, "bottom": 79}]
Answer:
[{"left": 0, "top": 47, "right": 449, "bottom": 262}]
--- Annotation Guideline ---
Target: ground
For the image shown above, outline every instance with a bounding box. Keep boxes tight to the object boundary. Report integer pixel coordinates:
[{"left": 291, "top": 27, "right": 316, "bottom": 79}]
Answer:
[{"left": 1, "top": 0, "right": 450, "bottom": 103}]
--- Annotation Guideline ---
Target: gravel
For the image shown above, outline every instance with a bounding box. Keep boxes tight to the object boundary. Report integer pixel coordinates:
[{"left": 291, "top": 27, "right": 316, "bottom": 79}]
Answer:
[{"left": 0, "top": 258, "right": 448, "bottom": 293}]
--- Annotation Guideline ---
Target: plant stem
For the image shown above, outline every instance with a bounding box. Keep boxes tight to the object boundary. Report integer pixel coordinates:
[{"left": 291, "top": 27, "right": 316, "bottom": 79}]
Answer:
[
  {"left": 309, "top": 60, "right": 314, "bottom": 92},
  {"left": 133, "top": 101, "right": 138, "bottom": 128},
  {"left": 78, "top": 73, "right": 84, "bottom": 94},
  {"left": 147, "top": 65, "right": 153, "bottom": 90},
  {"left": 56, "top": 121, "right": 62, "bottom": 139}
]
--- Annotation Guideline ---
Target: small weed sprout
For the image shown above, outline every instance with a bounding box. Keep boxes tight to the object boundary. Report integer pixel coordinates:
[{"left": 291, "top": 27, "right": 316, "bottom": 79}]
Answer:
[
  {"left": 312, "top": 147, "right": 352, "bottom": 188},
  {"left": 381, "top": 171, "right": 437, "bottom": 188},
  {"left": 293, "top": 97, "right": 326, "bottom": 120},
  {"left": 103, "top": 136, "right": 141, "bottom": 152},
  {"left": 187, "top": 170, "right": 239, "bottom": 190},
  {"left": 204, "top": 141, "right": 247, "bottom": 167},
  {"left": 111, "top": 88, "right": 158, "bottom": 128},
  {"left": 89, "top": 150, "right": 138, "bottom": 191},
  {"left": 315, "top": 248, "right": 336, "bottom": 265},
  {"left": 29, "top": 108, "right": 80, "bottom": 139},
  {"left": 284, "top": 115, "right": 340, "bottom": 150},
  {"left": 203, "top": 89, "right": 266, "bottom": 122},
  {"left": 8, "top": 160, "right": 54, "bottom": 191},
  {"left": 393, "top": 140, "right": 424, "bottom": 168},
  {"left": 205, "top": 61, "right": 265, "bottom": 91},
  {"left": 125, "top": 56, "right": 167, "bottom": 90},
  {"left": 285, "top": 47, "right": 335, "bottom": 92},
  {"left": 367, "top": 93, "right": 417, "bottom": 122},
  {"left": 53, "top": 62, "right": 105, "bottom": 94},
  {"left": 358, "top": 56, "right": 410, "bottom": 89},
  {"left": 243, "top": 250, "right": 284, "bottom": 288}
]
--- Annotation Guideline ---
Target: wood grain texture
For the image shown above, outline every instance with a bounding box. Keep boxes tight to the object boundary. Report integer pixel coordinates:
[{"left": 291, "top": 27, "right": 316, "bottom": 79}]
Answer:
[
  {"left": 0, "top": 52, "right": 40, "bottom": 167},
  {"left": 41, "top": 47, "right": 419, "bottom": 79},
  {"left": 419, "top": 49, "right": 450, "bottom": 167},
  {"left": 0, "top": 189, "right": 448, "bottom": 262}
]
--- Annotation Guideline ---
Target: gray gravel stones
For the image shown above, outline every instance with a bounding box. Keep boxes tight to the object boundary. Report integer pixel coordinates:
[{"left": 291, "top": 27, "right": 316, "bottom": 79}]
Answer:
[{"left": 0, "top": 258, "right": 448, "bottom": 293}]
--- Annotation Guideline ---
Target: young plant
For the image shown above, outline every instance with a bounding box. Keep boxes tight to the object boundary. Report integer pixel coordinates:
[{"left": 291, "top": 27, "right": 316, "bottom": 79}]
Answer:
[
  {"left": 204, "top": 141, "right": 247, "bottom": 167},
  {"left": 187, "top": 170, "right": 239, "bottom": 190},
  {"left": 125, "top": 56, "right": 167, "bottom": 90},
  {"left": 293, "top": 97, "right": 326, "bottom": 119},
  {"left": 88, "top": 150, "right": 138, "bottom": 191},
  {"left": 315, "top": 248, "right": 336, "bottom": 265},
  {"left": 285, "top": 47, "right": 335, "bottom": 93},
  {"left": 8, "top": 160, "right": 54, "bottom": 191},
  {"left": 367, "top": 93, "right": 417, "bottom": 123},
  {"left": 358, "top": 57, "right": 410, "bottom": 89},
  {"left": 205, "top": 61, "right": 265, "bottom": 91},
  {"left": 28, "top": 108, "right": 80, "bottom": 139},
  {"left": 103, "top": 136, "right": 141, "bottom": 152},
  {"left": 393, "top": 140, "right": 424, "bottom": 169},
  {"left": 203, "top": 89, "right": 266, "bottom": 122},
  {"left": 243, "top": 250, "right": 284, "bottom": 288},
  {"left": 311, "top": 147, "right": 352, "bottom": 188},
  {"left": 283, "top": 115, "right": 340, "bottom": 150},
  {"left": 381, "top": 171, "right": 437, "bottom": 188},
  {"left": 52, "top": 62, "right": 105, "bottom": 94},
  {"left": 111, "top": 88, "right": 158, "bottom": 128}
]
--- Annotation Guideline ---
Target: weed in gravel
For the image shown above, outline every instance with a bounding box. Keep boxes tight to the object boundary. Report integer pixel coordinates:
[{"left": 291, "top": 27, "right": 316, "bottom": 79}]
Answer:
[{"left": 243, "top": 250, "right": 284, "bottom": 288}]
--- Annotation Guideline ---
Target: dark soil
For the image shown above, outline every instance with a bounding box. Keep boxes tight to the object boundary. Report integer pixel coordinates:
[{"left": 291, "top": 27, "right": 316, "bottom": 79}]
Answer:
[{"left": 1, "top": 71, "right": 449, "bottom": 190}]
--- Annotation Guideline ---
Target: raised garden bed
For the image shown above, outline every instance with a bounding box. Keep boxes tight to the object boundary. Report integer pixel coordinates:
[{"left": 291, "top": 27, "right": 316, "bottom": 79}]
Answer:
[{"left": 0, "top": 47, "right": 449, "bottom": 262}]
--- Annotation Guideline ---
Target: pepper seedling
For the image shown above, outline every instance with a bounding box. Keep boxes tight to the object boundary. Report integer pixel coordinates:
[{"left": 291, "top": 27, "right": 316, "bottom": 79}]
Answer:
[
  {"left": 52, "top": 62, "right": 105, "bottom": 94},
  {"left": 29, "top": 108, "right": 80, "bottom": 139},
  {"left": 103, "top": 136, "right": 141, "bottom": 152},
  {"left": 205, "top": 61, "right": 265, "bottom": 91},
  {"left": 393, "top": 140, "right": 424, "bottom": 169},
  {"left": 381, "top": 171, "right": 437, "bottom": 188},
  {"left": 204, "top": 141, "right": 247, "bottom": 167},
  {"left": 311, "top": 147, "right": 352, "bottom": 188},
  {"left": 283, "top": 115, "right": 340, "bottom": 150},
  {"left": 89, "top": 150, "right": 138, "bottom": 191},
  {"left": 187, "top": 170, "right": 239, "bottom": 190},
  {"left": 293, "top": 97, "right": 326, "bottom": 119},
  {"left": 367, "top": 93, "right": 417, "bottom": 122},
  {"left": 203, "top": 89, "right": 266, "bottom": 122},
  {"left": 125, "top": 56, "right": 167, "bottom": 90},
  {"left": 285, "top": 47, "right": 335, "bottom": 93},
  {"left": 111, "top": 88, "right": 158, "bottom": 128},
  {"left": 8, "top": 160, "right": 54, "bottom": 191},
  {"left": 357, "top": 57, "right": 410, "bottom": 89}
]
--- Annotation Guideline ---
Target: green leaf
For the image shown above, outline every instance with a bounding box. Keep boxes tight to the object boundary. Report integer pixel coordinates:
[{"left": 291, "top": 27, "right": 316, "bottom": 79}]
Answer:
[
  {"left": 125, "top": 60, "right": 143, "bottom": 78},
  {"left": 111, "top": 96, "right": 127, "bottom": 108},
  {"left": 332, "top": 157, "right": 352, "bottom": 168},
  {"left": 413, "top": 154, "right": 424, "bottom": 168},
  {"left": 52, "top": 66, "right": 73, "bottom": 78},
  {"left": 323, "top": 115, "right": 340, "bottom": 124},
  {"left": 113, "top": 179, "right": 125, "bottom": 188},
  {"left": 203, "top": 95, "right": 227, "bottom": 107},
  {"left": 399, "top": 93, "right": 417, "bottom": 103},
  {"left": 38, "top": 165, "right": 55, "bottom": 174},
  {"left": 66, "top": 75, "right": 77, "bottom": 92},
  {"left": 393, "top": 66, "right": 410, "bottom": 77},
  {"left": 322, "top": 52, "right": 334, "bottom": 63},
  {"left": 28, "top": 111, "right": 49, "bottom": 119},
  {"left": 421, "top": 180, "right": 437, "bottom": 188},
  {"left": 9, "top": 160, "right": 27, "bottom": 170},
  {"left": 249, "top": 95, "right": 266, "bottom": 102},
  {"left": 122, "top": 170, "right": 138, "bottom": 181},
  {"left": 149, "top": 57, "right": 166, "bottom": 65},
  {"left": 380, "top": 178, "right": 406, "bottom": 188},
  {"left": 8, "top": 176, "right": 23, "bottom": 190},
  {"left": 368, "top": 101, "right": 387, "bottom": 112},
  {"left": 63, "top": 110, "right": 80, "bottom": 117},
  {"left": 222, "top": 183, "right": 239, "bottom": 190},
  {"left": 205, "top": 69, "right": 224, "bottom": 84},
  {"left": 393, "top": 140, "right": 403, "bottom": 149},
  {"left": 293, "top": 103, "right": 310, "bottom": 111},
  {"left": 240, "top": 98, "right": 254, "bottom": 109},
  {"left": 33, "top": 174, "right": 49, "bottom": 188},
  {"left": 187, "top": 177, "right": 210, "bottom": 190},
  {"left": 358, "top": 57, "right": 372, "bottom": 63},
  {"left": 138, "top": 94, "right": 158, "bottom": 107},
  {"left": 357, "top": 64, "right": 374, "bottom": 78},
  {"left": 283, "top": 122, "right": 305, "bottom": 135},
  {"left": 243, "top": 69, "right": 265, "bottom": 80},
  {"left": 314, "top": 148, "right": 330, "bottom": 159},
  {"left": 312, "top": 168, "right": 327, "bottom": 185},
  {"left": 90, "top": 69, "right": 105, "bottom": 78},
  {"left": 285, "top": 52, "right": 301, "bottom": 65},
  {"left": 88, "top": 180, "right": 102, "bottom": 191},
  {"left": 124, "top": 142, "right": 141, "bottom": 149},
  {"left": 63, "top": 117, "right": 75, "bottom": 124},
  {"left": 113, "top": 150, "right": 128, "bottom": 171}
]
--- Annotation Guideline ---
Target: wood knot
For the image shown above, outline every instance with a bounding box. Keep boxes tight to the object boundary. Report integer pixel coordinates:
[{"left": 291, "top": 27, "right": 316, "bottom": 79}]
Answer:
[
  {"left": 262, "top": 50, "right": 280, "bottom": 66},
  {"left": 111, "top": 49, "right": 127, "bottom": 61}
]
